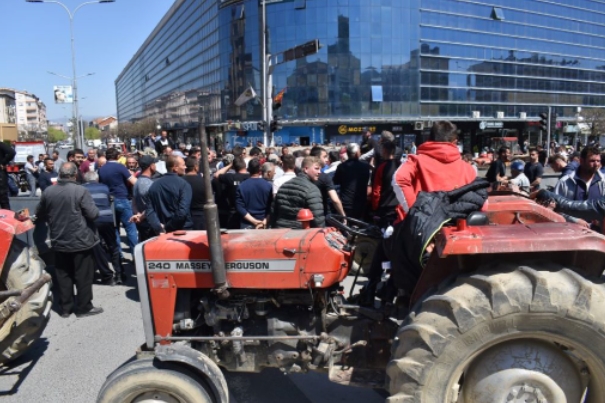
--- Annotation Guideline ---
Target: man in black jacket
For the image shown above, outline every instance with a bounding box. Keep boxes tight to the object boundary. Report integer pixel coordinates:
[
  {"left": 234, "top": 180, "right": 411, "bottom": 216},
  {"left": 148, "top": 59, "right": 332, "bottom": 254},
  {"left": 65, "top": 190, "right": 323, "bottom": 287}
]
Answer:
[
  {"left": 83, "top": 171, "right": 125, "bottom": 285},
  {"left": 333, "top": 143, "right": 371, "bottom": 219},
  {"left": 146, "top": 155, "right": 193, "bottom": 234},
  {"left": 271, "top": 156, "right": 325, "bottom": 229},
  {"left": 537, "top": 189, "right": 605, "bottom": 232},
  {"left": 38, "top": 158, "right": 58, "bottom": 192},
  {"left": 154, "top": 130, "right": 175, "bottom": 156},
  {"left": 35, "top": 162, "right": 103, "bottom": 318},
  {"left": 485, "top": 146, "right": 511, "bottom": 185},
  {"left": 0, "top": 141, "right": 16, "bottom": 209}
]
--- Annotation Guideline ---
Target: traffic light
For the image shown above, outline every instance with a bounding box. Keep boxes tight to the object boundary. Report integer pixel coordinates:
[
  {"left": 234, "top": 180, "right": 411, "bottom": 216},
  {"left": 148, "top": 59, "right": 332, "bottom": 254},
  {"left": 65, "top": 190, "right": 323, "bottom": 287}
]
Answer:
[
  {"left": 283, "top": 39, "right": 320, "bottom": 63},
  {"left": 550, "top": 113, "right": 558, "bottom": 134},
  {"left": 539, "top": 112, "right": 548, "bottom": 131},
  {"left": 270, "top": 118, "right": 282, "bottom": 132}
]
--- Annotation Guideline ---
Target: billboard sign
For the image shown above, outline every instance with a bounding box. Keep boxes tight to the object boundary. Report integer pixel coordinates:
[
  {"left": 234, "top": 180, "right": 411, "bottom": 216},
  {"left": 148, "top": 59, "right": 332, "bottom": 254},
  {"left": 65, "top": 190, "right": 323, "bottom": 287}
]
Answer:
[{"left": 53, "top": 85, "right": 73, "bottom": 104}]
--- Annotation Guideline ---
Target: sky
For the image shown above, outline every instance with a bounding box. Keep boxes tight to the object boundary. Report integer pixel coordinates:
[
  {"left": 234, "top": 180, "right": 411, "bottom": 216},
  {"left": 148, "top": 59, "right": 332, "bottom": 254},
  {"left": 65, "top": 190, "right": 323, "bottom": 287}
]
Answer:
[{"left": 1, "top": 0, "right": 174, "bottom": 122}]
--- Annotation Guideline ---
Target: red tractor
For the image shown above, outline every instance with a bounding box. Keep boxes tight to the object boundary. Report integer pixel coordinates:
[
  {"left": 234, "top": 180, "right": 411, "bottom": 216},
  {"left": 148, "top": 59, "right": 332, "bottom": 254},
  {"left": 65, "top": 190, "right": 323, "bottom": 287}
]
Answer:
[
  {"left": 0, "top": 210, "right": 52, "bottom": 364},
  {"left": 98, "top": 138, "right": 605, "bottom": 402}
]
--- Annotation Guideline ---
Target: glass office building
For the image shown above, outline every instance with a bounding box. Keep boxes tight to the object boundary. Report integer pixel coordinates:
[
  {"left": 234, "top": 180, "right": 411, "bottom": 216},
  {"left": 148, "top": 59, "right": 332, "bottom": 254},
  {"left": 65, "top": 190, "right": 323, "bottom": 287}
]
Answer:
[{"left": 116, "top": 0, "right": 605, "bottom": 149}]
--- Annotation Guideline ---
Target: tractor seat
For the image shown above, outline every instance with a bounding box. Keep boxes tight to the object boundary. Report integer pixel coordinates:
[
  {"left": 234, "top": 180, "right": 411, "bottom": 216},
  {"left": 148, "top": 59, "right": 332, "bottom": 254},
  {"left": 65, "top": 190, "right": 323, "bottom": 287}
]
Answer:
[{"left": 467, "top": 211, "right": 489, "bottom": 226}]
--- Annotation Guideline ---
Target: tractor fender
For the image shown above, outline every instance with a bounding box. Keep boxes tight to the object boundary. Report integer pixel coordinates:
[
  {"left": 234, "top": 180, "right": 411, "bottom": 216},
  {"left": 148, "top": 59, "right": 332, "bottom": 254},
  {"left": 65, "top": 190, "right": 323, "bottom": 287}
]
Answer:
[{"left": 154, "top": 344, "right": 229, "bottom": 403}]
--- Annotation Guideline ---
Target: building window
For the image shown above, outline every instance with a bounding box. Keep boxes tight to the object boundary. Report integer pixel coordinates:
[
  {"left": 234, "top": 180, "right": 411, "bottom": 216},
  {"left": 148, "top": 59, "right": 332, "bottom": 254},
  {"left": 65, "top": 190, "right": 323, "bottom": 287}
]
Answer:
[
  {"left": 372, "top": 86, "right": 383, "bottom": 102},
  {"left": 492, "top": 7, "right": 505, "bottom": 21}
]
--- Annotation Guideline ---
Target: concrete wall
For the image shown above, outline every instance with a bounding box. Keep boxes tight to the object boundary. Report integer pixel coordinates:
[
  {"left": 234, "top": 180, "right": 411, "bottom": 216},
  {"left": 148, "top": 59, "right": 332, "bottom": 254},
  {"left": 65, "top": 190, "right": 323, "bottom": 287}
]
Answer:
[{"left": 0, "top": 124, "right": 18, "bottom": 141}]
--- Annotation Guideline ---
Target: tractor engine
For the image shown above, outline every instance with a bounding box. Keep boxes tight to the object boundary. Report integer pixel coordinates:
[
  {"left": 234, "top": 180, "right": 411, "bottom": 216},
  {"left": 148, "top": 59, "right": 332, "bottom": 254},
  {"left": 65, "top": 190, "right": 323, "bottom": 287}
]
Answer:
[{"left": 136, "top": 228, "right": 395, "bottom": 384}]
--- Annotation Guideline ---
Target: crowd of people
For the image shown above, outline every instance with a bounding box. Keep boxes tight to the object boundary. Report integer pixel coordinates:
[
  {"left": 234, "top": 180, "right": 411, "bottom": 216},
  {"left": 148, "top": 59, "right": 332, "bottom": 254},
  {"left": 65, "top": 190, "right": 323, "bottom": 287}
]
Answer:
[{"left": 4, "top": 123, "right": 605, "bottom": 317}]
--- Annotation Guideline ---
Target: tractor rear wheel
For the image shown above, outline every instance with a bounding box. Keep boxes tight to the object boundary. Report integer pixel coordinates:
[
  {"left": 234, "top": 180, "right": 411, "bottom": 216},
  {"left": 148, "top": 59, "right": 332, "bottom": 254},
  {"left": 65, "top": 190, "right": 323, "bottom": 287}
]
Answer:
[
  {"left": 97, "top": 360, "right": 215, "bottom": 403},
  {"left": 0, "top": 246, "right": 52, "bottom": 365},
  {"left": 386, "top": 262, "right": 605, "bottom": 403}
]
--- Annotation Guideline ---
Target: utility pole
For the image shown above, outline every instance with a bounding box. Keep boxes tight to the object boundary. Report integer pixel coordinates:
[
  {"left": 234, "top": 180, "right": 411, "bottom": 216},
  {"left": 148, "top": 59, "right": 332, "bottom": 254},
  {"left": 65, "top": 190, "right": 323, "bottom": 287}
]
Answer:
[
  {"left": 259, "top": 2, "right": 319, "bottom": 147},
  {"left": 261, "top": 0, "right": 272, "bottom": 147},
  {"left": 27, "top": 0, "right": 115, "bottom": 149},
  {"left": 546, "top": 106, "right": 551, "bottom": 160}
]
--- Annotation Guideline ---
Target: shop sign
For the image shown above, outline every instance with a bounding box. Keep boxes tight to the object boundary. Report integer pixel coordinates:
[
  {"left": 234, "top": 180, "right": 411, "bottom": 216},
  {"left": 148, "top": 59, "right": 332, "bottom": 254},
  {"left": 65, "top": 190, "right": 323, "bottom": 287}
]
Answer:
[
  {"left": 479, "top": 121, "right": 503, "bottom": 130},
  {"left": 336, "top": 125, "right": 377, "bottom": 135},
  {"left": 226, "top": 121, "right": 261, "bottom": 131}
]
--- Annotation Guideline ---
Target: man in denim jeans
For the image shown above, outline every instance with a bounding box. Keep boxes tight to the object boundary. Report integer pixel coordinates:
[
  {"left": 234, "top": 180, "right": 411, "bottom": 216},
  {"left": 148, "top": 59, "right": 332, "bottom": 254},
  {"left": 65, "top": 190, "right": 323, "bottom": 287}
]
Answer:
[{"left": 98, "top": 148, "right": 138, "bottom": 253}]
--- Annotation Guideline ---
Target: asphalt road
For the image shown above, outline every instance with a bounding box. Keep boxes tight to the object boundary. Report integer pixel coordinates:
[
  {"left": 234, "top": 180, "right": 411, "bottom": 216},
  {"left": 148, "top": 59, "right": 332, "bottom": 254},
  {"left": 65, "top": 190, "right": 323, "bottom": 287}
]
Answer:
[{"left": 0, "top": 245, "right": 385, "bottom": 403}]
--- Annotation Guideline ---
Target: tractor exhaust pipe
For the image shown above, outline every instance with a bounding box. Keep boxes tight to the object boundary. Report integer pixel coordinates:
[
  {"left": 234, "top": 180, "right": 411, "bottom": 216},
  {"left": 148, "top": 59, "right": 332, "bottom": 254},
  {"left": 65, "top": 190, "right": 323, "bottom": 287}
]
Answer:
[{"left": 198, "top": 95, "right": 229, "bottom": 299}]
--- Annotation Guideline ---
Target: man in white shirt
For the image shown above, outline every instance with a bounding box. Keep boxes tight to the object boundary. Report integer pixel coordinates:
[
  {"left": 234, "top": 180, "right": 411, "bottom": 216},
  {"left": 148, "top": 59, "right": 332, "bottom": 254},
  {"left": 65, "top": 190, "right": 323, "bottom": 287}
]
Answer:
[
  {"left": 24, "top": 155, "right": 39, "bottom": 196},
  {"left": 272, "top": 154, "right": 297, "bottom": 195}
]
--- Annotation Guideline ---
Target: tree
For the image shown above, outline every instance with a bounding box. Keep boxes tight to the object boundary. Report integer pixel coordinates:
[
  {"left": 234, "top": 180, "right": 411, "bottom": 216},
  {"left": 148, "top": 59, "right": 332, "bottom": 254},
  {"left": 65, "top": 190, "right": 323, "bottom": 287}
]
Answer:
[
  {"left": 47, "top": 127, "right": 67, "bottom": 143},
  {"left": 581, "top": 108, "right": 605, "bottom": 139},
  {"left": 117, "top": 118, "right": 157, "bottom": 143},
  {"left": 85, "top": 126, "right": 101, "bottom": 140}
]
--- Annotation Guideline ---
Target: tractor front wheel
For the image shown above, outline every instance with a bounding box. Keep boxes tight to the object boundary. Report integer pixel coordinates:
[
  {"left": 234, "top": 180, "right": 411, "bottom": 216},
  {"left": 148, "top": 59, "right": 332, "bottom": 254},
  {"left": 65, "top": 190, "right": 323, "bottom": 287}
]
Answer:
[
  {"left": 387, "top": 263, "right": 605, "bottom": 403},
  {"left": 97, "top": 360, "right": 215, "bottom": 403},
  {"left": 0, "top": 246, "right": 52, "bottom": 365}
]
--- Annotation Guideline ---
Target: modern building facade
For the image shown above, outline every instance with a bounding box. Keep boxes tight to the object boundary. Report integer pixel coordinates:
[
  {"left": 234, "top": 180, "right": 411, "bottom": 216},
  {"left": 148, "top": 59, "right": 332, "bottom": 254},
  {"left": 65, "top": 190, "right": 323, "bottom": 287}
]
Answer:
[{"left": 115, "top": 0, "right": 605, "bottom": 150}]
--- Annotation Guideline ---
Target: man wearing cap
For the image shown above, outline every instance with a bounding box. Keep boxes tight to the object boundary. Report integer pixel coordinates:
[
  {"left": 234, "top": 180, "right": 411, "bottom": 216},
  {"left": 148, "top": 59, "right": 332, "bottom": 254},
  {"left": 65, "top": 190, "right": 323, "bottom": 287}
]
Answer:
[
  {"left": 130, "top": 155, "right": 157, "bottom": 242},
  {"left": 146, "top": 155, "right": 193, "bottom": 234},
  {"left": 503, "top": 160, "right": 530, "bottom": 195}
]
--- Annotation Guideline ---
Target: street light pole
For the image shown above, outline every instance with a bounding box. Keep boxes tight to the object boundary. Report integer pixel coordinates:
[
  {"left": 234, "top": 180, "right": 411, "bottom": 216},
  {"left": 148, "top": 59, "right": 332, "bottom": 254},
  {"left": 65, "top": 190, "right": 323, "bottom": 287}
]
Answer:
[
  {"left": 261, "top": 0, "right": 269, "bottom": 147},
  {"left": 26, "top": 0, "right": 115, "bottom": 149}
]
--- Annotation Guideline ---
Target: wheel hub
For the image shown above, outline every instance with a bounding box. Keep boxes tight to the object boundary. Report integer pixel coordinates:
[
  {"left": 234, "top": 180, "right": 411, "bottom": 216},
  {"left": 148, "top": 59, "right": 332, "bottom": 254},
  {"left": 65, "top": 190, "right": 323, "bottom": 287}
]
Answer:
[
  {"left": 506, "top": 383, "right": 547, "bottom": 403},
  {"left": 133, "top": 391, "right": 181, "bottom": 403},
  {"left": 459, "top": 339, "right": 584, "bottom": 403}
]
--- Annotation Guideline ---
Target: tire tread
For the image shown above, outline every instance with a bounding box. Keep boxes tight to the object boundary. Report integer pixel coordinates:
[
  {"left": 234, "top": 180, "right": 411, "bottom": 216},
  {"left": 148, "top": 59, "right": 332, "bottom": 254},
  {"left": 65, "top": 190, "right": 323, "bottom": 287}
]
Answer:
[{"left": 387, "top": 262, "right": 605, "bottom": 403}]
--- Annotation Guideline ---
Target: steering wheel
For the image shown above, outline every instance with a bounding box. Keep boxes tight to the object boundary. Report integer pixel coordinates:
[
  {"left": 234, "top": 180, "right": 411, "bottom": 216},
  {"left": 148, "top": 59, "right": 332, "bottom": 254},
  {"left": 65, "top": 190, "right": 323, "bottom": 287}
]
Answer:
[{"left": 326, "top": 215, "right": 383, "bottom": 239}]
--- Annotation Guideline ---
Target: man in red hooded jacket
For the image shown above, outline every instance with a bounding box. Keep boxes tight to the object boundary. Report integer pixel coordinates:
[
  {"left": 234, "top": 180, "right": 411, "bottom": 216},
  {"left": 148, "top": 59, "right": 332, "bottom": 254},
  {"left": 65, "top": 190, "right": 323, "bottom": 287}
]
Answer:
[
  {"left": 393, "top": 121, "right": 476, "bottom": 215},
  {"left": 359, "top": 121, "right": 477, "bottom": 307}
]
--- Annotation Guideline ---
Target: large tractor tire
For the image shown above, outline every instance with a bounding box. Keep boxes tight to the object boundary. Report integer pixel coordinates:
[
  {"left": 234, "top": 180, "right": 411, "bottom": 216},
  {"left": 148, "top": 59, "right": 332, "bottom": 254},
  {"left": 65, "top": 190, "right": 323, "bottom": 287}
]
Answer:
[
  {"left": 386, "top": 262, "right": 605, "bottom": 403},
  {"left": 97, "top": 360, "right": 215, "bottom": 403},
  {"left": 0, "top": 247, "right": 52, "bottom": 365}
]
